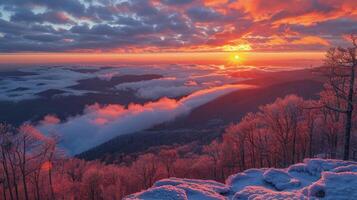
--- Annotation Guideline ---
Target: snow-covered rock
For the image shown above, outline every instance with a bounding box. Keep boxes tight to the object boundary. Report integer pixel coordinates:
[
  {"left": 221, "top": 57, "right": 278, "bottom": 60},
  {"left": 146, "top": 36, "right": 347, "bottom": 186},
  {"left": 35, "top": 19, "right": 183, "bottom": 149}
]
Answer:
[
  {"left": 331, "top": 164, "right": 357, "bottom": 173},
  {"left": 262, "top": 169, "right": 301, "bottom": 191},
  {"left": 125, "top": 159, "right": 357, "bottom": 200},
  {"left": 126, "top": 178, "right": 230, "bottom": 200},
  {"left": 154, "top": 178, "right": 231, "bottom": 196},
  {"left": 308, "top": 171, "right": 357, "bottom": 199},
  {"left": 226, "top": 169, "right": 267, "bottom": 192},
  {"left": 233, "top": 186, "right": 305, "bottom": 200},
  {"left": 124, "top": 185, "right": 188, "bottom": 200}
]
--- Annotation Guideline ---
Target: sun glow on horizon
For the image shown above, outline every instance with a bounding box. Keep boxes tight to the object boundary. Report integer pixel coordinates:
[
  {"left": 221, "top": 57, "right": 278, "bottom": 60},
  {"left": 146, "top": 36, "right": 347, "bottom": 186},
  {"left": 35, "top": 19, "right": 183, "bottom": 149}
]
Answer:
[
  {"left": 222, "top": 44, "right": 252, "bottom": 52},
  {"left": 227, "top": 53, "right": 244, "bottom": 66},
  {"left": 0, "top": 51, "right": 325, "bottom": 70}
]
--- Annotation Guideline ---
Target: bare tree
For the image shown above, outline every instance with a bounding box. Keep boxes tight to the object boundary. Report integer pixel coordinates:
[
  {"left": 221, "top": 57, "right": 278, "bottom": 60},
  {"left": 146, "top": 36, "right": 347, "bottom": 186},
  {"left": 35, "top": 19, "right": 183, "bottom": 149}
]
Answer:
[
  {"left": 259, "top": 95, "right": 304, "bottom": 166},
  {"left": 0, "top": 124, "right": 16, "bottom": 200},
  {"left": 158, "top": 149, "right": 177, "bottom": 178},
  {"left": 132, "top": 154, "right": 159, "bottom": 189},
  {"left": 203, "top": 140, "right": 223, "bottom": 180},
  {"left": 321, "top": 35, "right": 357, "bottom": 160}
]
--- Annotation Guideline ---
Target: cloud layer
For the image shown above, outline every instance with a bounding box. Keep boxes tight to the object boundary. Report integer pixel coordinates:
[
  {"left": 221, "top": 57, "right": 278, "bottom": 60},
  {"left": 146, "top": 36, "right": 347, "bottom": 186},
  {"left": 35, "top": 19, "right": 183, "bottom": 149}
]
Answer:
[
  {"left": 38, "top": 84, "right": 248, "bottom": 154},
  {"left": 0, "top": 64, "right": 242, "bottom": 101},
  {"left": 0, "top": 0, "right": 356, "bottom": 52},
  {"left": 0, "top": 67, "right": 92, "bottom": 101},
  {"left": 116, "top": 73, "right": 242, "bottom": 99}
]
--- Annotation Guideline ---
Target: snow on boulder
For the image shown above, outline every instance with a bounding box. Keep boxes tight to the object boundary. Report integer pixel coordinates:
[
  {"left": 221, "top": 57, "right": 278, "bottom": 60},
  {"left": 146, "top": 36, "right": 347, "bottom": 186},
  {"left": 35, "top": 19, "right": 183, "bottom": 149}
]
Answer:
[
  {"left": 124, "top": 185, "right": 188, "bottom": 200},
  {"left": 174, "top": 184, "right": 226, "bottom": 200},
  {"left": 226, "top": 169, "right": 267, "bottom": 192},
  {"left": 233, "top": 186, "right": 305, "bottom": 200},
  {"left": 290, "top": 159, "right": 357, "bottom": 177},
  {"left": 154, "top": 178, "right": 231, "bottom": 196},
  {"left": 128, "top": 178, "right": 229, "bottom": 200},
  {"left": 308, "top": 171, "right": 357, "bottom": 199},
  {"left": 125, "top": 159, "right": 357, "bottom": 200},
  {"left": 332, "top": 164, "right": 357, "bottom": 173},
  {"left": 288, "top": 163, "right": 309, "bottom": 174},
  {"left": 263, "top": 169, "right": 301, "bottom": 191}
]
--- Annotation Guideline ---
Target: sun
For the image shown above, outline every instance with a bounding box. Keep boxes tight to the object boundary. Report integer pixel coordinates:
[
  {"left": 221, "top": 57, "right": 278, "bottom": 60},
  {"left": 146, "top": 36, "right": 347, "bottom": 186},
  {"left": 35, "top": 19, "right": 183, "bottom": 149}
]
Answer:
[
  {"left": 229, "top": 54, "right": 242, "bottom": 63},
  {"left": 226, "top": 53, "right": 246, "bottom": 66}
]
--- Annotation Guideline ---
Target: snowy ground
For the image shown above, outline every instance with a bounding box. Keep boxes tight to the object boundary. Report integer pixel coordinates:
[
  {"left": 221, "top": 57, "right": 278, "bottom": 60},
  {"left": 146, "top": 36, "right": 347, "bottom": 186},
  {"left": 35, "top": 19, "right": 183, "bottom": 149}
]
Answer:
[{"left": 125, "top": 159, "right": 357, "bottom": 200}]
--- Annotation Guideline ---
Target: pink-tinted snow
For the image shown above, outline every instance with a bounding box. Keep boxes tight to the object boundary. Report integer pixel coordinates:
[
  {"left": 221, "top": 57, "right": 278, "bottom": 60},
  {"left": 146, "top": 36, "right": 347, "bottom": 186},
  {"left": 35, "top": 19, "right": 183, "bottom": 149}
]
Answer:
[{"left": 125, "top": 159, "right": 357, "bottom": 200}]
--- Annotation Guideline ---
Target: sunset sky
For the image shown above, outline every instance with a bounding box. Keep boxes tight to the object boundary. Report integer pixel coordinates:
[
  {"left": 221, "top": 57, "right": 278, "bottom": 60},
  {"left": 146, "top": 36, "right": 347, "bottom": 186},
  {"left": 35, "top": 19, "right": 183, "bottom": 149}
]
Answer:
[{"left": 0, "top": 0, "right": 356, "bottom": 65}]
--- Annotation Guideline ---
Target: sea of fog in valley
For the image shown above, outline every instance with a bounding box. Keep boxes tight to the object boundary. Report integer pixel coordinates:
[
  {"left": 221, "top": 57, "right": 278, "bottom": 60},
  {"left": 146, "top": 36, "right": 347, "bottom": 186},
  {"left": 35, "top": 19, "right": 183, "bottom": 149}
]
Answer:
[{"left": 0, "top": 64, "right": 322, "bottom": 155}]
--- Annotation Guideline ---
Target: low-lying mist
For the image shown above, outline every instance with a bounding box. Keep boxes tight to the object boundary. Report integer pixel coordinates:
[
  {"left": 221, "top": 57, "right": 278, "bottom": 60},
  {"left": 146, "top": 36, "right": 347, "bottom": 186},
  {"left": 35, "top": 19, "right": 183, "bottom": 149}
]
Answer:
[{"left": 38, "top": 84, "right": 251, "bottom": 155}]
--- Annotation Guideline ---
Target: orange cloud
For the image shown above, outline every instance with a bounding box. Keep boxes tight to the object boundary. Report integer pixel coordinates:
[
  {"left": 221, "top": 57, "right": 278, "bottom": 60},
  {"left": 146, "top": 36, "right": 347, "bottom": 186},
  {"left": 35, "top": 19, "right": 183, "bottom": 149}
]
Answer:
[
  {"left": 291, "top": 36, "right": 330, "bottom": 46},
  {"left": 228, "top": 0, "right": 292, "bottom": 20},
  {"left": 229, "top": 0, "right": 357, "bottom": 25},
  {"left": 203, "top": 0, "right": 229, "bottom": 7},
  {"left": 267, "top": 36, "right": 288, "bottom": 45},
  {"left": 273, "top": 10, "right": 357, "bottom": 26}
]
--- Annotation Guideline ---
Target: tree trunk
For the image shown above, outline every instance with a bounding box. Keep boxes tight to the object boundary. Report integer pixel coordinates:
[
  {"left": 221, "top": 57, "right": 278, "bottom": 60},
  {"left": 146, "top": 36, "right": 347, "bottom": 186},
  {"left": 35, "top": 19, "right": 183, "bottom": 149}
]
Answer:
[
  {"left": 48, "top": 153, "right": 55, "bottom": 200},
  {"left": 20, "top": 139, "right": 29, "bottom": 200},
  {"left": 344, "top": 62, "right": 355, "bottom": 160},
  {"left": 2, "top": 184, "right": 7, "bottom": 200},
  {"left": 240, "top": 143, "right": 245, "bottom": 170},
  {"left": 20, "top": 172, "right": 29, "bottom": 200},
  {"left": 8, "top": 155, "right": 19, "bottom": 200},
  {"left": 1, "top": 150, "right": 14, "bottom": 200},
  {"left": 344, "top": 109, "right": 353, "bottom": 160},
  {"left": 49, "top": 166, "right": 55, "bottom": 200},
  {"left": 34, "top": 176, "right": 40, "bottom": 200},
  {"left": 309, "top": 128, "right": 313, "bottom": 158},
  {"left": 291, "top": 129, "right": 297, "bottom": 164}
]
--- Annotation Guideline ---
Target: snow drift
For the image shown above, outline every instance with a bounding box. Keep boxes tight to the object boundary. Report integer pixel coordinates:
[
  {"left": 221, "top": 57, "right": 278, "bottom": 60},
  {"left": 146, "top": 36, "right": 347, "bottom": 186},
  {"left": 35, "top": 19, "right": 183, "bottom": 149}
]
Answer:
[{"left": 125, "top": 159, "right": 357, "bottom": 200}]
